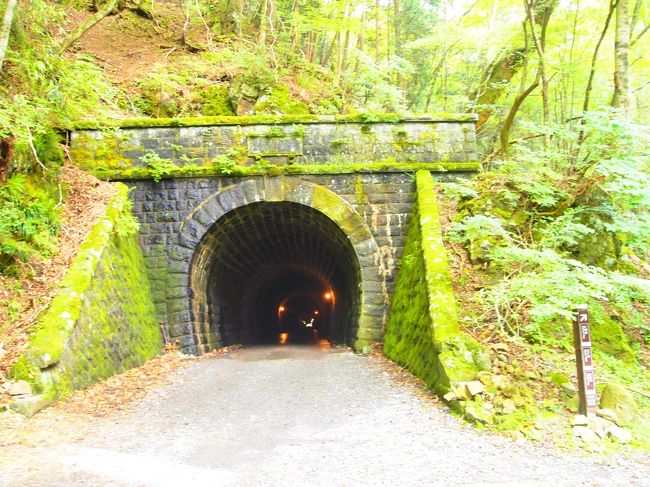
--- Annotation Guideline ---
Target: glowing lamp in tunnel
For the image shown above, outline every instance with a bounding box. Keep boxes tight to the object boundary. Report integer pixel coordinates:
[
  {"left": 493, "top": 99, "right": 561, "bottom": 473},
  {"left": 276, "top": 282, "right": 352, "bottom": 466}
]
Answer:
[
  {"left": 324, "top": 291, "right": 333, "bottom": 301},
  {"left": 278, "top": 305, "right": 286, "bottom": 313},
  {"left": 314, "top": 310, "right": 319, "bottom": 315}
]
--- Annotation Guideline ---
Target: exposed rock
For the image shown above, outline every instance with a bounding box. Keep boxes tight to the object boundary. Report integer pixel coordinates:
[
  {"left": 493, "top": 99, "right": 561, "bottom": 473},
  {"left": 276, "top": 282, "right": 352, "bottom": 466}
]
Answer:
[
  {"left": 9, "top": 380, "right": 32, "bottom": 396},
  {"left": 9, "top": 394, "right": 52, "bottom": 417},
  {"left": 500, "top": 384, "right": 517, "bottom": 398},
  {"left": 596, "top": 408, "right": 620, "bottom": 425},
  {"left": 590, "top": 416, "right": 613, "bottom": 439},
  {"left": 492, "top": 375, "right": 509, "bottom": 389},
  {"left": 599, "top": 383, "right": 636, "bottom": 425},
  {"left": 560, "top": 382, "right": 577, "bottom": 397},
  {"left": 502, "top": 399, "right": 516, "bottom": 414},
  {"left": 608, "top": 425, "right": 632, "bottom": 444},
  {"left": 573, "top": 426, "right": 599, "bottom": 443},
  {"left": 522, "top": 371, "right": 538, "bottom": 380},
  {"left": 452, "top": 383, "right": 472, "bottom": 401},
  {"left": 491, "top": 343, "right": 509, "bottom": 353},
  {"left": 512, "top": 394, "right": 527, "bottom": 407},
  {"left": 443, "top": 391, "right": 456, "bottom": 402},
  {"left": 477, "top": 371, "right": 492, "bottom": 386},
  {"left": 466, "top": 380, "right": 486, "bottom": 397},
  {"left": 572, "top": 414, "right": 589, "bottom": 426},
  {"left": 465, "top": 402, "right": 491, "bottom": 424}
]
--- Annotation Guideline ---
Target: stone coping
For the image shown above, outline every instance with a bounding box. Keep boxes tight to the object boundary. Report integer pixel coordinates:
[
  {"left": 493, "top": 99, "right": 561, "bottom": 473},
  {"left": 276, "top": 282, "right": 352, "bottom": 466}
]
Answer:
[
  {"left": 72, "top": 113, "right": 479, "bottom": 131},
  {"left": 94, "top": 162, "right": 481, "bottom": 181}
]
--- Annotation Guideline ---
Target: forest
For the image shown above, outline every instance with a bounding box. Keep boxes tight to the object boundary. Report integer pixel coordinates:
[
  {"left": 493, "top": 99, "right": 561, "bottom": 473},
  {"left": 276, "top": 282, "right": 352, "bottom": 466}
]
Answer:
[{"left": 0, "top": 0, "right": 648, "bottom": 446}]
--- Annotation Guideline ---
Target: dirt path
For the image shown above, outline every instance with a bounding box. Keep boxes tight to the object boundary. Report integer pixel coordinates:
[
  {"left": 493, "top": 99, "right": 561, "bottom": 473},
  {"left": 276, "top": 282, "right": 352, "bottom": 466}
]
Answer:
[{"left": 0, "top": 345, "right": 648, "bottom": 486}]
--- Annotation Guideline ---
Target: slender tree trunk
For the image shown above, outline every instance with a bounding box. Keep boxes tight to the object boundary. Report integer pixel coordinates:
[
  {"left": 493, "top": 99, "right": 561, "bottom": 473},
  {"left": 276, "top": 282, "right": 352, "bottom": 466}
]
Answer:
[
  {"left": 62, "top": 0, "right": 119, "bottom": 50},
  {"left": 237, "top": 0, "right": 245, "bottom": 39},
  {"left": 340, "top": 29, "right": 351, "bottom": 74},
  {"left": 375, "top": 0, "right": 380, "bottom": 63},
  {"left": 290, "top": 0, "right": 299, "bottom": 50},
  {"left": 578, "top": 0, "right": 616, "bottom": 146},
  {"left": 611, "top": 0, "right": 630, "bottom": 113},
  {"left": 500, "top": 71, "right": 541, "bottom": 157},
  {"left": 394, "top": 0, "right": 403, "bottom": 86},
  {"left": 475, "top": 0, "right": 555, "bottom": 130},
  {"left": 524, "top": 0, "right": 552, "bottom": 147},
  {"left": 475, "top": 49, "right": 526, "bottom": 128},
  {"left": 0, "top": 0, "right": 17, "bottom": 72},
  {"left": 259, "top": 0, "right": 268, "bottom": 45},
  {"left": 320, "top": 31, "right": 339, "bottom": 67}
]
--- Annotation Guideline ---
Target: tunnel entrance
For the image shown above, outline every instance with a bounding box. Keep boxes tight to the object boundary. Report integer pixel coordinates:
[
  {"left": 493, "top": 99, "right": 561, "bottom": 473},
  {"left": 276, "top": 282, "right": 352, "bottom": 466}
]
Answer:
[{"left": 190, "top": 201, "right": 361, "bottom": 348}]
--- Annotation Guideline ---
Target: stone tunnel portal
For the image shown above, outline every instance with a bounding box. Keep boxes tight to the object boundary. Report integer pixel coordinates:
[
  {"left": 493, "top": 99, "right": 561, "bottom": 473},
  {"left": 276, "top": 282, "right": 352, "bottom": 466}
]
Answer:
[{"left": 190, "top": 201, "right": 361, "bottom": 347}]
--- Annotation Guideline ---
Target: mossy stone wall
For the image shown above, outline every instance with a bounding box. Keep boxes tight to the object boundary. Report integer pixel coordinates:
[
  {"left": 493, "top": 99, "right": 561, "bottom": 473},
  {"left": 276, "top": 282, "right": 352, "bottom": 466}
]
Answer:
[
  {"left": 68, "top": 114, "right": 479, "bottom": 180},
  {"left": 384, "top": 170, "right": 489, "bottom": 396},
  {"left": 12, "top": 184, "right": 162, "bottom": 400}
]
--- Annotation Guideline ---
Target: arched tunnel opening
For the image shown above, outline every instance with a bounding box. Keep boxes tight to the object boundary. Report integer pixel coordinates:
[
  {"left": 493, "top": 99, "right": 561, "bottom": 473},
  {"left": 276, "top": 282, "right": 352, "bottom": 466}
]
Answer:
[{"left": 190, "top": 201, "right": 361, "bottom": 347}]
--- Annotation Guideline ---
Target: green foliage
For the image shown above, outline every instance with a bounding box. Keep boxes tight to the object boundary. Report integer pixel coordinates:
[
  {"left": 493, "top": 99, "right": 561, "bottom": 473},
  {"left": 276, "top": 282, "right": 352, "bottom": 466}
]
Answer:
[
  {"left": 0, "top": 1, "right": 117, "bottom": 174},
  {"left": 211, "top": 148, "right": 241, "bottom": 174},
  {"left": 0, "top": 175, "right": 60, "bottom": 273},
  {"left": 449, "top": 112, "right": 650, "bottom": 368},
  {"left": 140, "top": 151, "right": 177, "bottom": 182}
]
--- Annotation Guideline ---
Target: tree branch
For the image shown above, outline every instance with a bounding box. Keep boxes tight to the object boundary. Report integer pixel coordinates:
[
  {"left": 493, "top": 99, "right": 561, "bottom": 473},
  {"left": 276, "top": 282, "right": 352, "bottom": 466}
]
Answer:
[{"left": 61, "top": 0, "right": 119, "bottom": 51}]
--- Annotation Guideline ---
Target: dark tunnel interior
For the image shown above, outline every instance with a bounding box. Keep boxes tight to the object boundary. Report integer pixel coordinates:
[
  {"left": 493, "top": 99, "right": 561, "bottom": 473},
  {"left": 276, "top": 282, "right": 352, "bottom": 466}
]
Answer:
[{"left": 190, "top": 201, "right": 361, "bottom": 347}]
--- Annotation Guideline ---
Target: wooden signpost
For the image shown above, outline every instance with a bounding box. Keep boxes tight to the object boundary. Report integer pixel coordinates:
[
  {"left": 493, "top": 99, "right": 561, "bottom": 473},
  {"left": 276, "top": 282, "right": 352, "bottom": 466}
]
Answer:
[{"left": 573, "top": 304, "right": 598, "bottom": 415}]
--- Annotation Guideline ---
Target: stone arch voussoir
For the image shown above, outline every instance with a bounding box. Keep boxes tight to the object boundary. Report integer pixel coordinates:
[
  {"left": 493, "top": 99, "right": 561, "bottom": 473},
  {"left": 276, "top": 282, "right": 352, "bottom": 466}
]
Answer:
[{"left": 180, "top": 177, "right": 384, "bottom": 352}]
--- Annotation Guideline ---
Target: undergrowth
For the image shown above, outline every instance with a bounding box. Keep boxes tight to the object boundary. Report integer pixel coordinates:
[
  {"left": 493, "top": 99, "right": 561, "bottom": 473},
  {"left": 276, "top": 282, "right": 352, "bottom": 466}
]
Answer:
[{"left": 443, "top": 111, "right": 650, "bottom": 448}]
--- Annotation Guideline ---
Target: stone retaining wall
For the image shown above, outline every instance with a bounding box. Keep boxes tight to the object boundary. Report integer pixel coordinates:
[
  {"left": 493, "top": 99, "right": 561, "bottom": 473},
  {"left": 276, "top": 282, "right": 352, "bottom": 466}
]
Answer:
[
  {"left": 383, "top": 171, "right": 490, "bottom": 396},
  {"left": 11, "top": 185, "right": 162, "bottom": 412}
]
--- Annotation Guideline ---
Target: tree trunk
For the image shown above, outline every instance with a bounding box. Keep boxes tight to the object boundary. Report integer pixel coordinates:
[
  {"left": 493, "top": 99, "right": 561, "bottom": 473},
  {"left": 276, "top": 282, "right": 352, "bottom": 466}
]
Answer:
[
  {"left": 394, "top": 0, "right": 403, "bottom": 86},
  {"left": 475, "top": 0, "right": 556, "bottom": 130},
  {"left": 611, "top": 0, "right": 630, "bottom": 113},
  {"left": 524, "top": 0, "right": 553, "bottom": 147},
  {"left": 375, "top": 0, "right": 380, "bottom": 63},
  {"left": 320, "top": 31, "right": 339, "bottom": 67},
  {"left": 0, "top": 0, "right": 17, "bottom": 72},
  {"left": 500, "top": 72, "right": 540, "bottom": 157},
  {"left": 259, "top": 0, "right": 268, "bottom": 45},
  {"left": 61, "top": 0, "right": 119, "bottom": 51},
  {"left": 578, "top": 0, "right": 616, "bottom": 145},
  {"left": 475, "top": 49, "right": 526, "bottom": 128}
]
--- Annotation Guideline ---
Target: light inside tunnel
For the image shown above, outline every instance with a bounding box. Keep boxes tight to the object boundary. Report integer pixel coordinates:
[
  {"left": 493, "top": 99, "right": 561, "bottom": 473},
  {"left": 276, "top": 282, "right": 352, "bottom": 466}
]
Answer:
[{"left": 189, "top": 201, "right": 361, "bottom": 347}]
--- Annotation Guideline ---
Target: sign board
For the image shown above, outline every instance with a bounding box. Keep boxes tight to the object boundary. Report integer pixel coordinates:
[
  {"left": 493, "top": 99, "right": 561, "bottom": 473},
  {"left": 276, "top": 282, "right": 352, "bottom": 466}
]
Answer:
[{"left": 573, "top": 304, "right": 598, "bottom": 415}]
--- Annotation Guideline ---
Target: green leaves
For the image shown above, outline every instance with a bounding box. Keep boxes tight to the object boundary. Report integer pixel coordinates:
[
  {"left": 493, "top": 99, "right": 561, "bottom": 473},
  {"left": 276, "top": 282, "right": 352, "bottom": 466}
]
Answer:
[{"left": 0, "top": 174, "right": 60, "bottom": 273}]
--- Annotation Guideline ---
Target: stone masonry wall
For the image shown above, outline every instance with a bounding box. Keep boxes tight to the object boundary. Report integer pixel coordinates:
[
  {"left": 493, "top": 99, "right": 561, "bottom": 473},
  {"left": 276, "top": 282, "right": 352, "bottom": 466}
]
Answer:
[
  {"left": 69, "top": 115, "right": 478, "bottom": 173},
  {"left": 67, "top": 115, "right": 479, "bottom": 354},
  {"left": 12, "top": 185, "right": 162, "bottom": 408},
  {"left": 126, "top": 171, "right": 467, "bottom": 354}
]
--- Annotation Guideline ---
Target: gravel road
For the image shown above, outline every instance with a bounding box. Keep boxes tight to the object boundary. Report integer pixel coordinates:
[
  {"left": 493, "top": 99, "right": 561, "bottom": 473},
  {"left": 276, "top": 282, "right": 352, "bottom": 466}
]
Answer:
[{"left": 0, "top": 345, "right": 648, "bottom": 486}]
